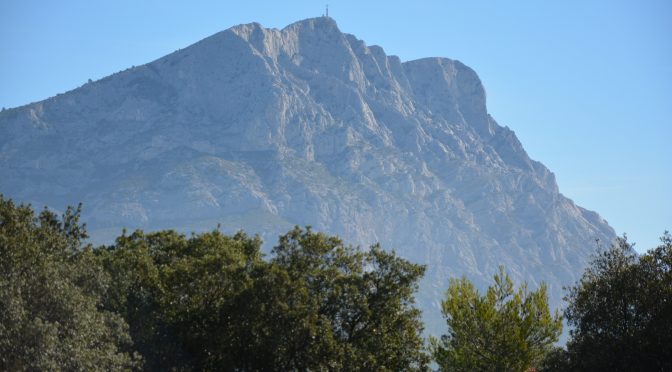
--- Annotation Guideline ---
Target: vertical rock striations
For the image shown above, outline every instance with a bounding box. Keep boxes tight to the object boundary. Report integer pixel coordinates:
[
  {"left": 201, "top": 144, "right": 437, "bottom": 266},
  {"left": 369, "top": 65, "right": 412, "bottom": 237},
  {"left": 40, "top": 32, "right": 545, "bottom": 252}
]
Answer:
[{"left": 0, "top": 17, "right": 614, "bottom": 330}]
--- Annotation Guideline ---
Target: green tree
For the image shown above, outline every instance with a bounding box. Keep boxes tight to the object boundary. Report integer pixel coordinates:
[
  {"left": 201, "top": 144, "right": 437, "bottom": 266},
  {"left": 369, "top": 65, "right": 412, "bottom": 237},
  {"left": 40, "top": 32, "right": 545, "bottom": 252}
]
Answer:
[
  {"left": 553, "top": 233, "right": 672, "bottom": 371},
  {"left": 98, "top": 228, "right": 264, "bottom": 370},
  {"left": 0, "top": 196, "right": 139, "bottom": 370},
  {"left": 253, "top": 226, "right": 430, "bottom": 370},
  {"left": 432, "top": 267, "right": 562, "bottom": 371},
  {"left": 100, "top": 225, "right": 429, "bottom": 370}
]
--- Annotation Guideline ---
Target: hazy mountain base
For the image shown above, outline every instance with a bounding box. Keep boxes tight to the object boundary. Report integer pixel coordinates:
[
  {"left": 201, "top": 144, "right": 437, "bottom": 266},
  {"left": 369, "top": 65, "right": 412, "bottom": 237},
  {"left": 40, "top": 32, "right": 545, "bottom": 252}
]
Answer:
[{"left": 0, "top": 17, "right": 614, "bottom": 333}]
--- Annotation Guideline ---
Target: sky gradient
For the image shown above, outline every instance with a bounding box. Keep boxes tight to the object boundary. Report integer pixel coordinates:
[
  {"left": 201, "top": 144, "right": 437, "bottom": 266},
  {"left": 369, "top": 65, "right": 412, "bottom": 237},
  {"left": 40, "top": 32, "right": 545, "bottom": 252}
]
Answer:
[{"left": 1, "top": 0, "right": 670, "bottom": 252}]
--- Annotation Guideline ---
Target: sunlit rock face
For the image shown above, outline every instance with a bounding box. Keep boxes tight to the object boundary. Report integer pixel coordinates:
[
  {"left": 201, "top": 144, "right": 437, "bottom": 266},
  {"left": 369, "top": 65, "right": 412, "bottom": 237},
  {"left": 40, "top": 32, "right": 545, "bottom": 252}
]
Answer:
[{"left": 0, "top": 17, "right": 614, "bottom": 331}]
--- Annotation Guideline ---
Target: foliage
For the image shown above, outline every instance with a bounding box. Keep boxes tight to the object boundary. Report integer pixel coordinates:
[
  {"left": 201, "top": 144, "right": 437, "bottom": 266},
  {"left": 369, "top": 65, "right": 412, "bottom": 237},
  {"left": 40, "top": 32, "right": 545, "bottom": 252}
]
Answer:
[
  {"left": 5, "top": 193, "right": 670, "bottom": 371},
  {"left": 0, "top": 195, "right": 140, "bottom": 370},
  {"left": 99, "top": 225, "right": 429, "bottom": 370},
  {"left": 547, "top": 234, "right": 672, "bottom": 371},
  {"left": 1, "top": 194, "right": 436, "bottom": 370},
  {"left": 96, "top": 228, "right": 263, "bottom": 370},
  {"left": 432, "top": 267, "right": 562, "bottom": 371},
  {"left": 261, "top": 226, "right": 429, "bottom": 370}
]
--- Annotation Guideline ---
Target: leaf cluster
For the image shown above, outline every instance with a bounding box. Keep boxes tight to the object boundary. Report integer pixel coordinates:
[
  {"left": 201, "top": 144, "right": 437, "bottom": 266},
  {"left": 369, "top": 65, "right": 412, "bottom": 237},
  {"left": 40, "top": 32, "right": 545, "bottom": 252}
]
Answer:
[
  {"left": 432, "top": 267, "right": 562, "bottom": 371},
  {"left": 98, "top": 225, "right": 429, "bottom": 370},
  {"left": 0, "top": 195, "right": 140, "bottom": 371},
  {"left": 548, "top": 234, "right": 672, "bottom": 370}
]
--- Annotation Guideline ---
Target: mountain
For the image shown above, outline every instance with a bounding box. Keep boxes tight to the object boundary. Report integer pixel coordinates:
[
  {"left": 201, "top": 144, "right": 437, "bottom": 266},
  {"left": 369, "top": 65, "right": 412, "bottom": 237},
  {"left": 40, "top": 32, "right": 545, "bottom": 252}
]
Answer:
[{"left": 0, "top": 17, "right": 614, "bottom": 331}]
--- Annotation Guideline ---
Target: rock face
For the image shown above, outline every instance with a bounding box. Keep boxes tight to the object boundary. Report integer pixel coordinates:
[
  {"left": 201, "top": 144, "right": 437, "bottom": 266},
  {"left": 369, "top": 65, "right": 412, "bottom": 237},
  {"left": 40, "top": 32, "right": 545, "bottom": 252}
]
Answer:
[{"left": 0, "top": 17, "right": 614, "bottom": 331}]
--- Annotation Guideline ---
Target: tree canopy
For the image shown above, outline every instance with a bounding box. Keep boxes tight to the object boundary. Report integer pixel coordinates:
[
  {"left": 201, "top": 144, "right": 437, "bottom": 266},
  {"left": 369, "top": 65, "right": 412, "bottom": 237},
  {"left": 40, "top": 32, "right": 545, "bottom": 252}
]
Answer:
[
  {"left": 97, "top": 225, "right": 429, "bottom": 370},
  {"left": 432, "top": 267, "right": 562, "bottom": 371},
  {"left": 4, "top": 195, "right": 668, "bottom": 371},
  {"left": 0, "top": 196, "right": 139, "bottom": 370},
  {"left": 548, "top": 234, "right": 672, "bottom": 370},
  {"left": 1, "top": 195, "right": 429, "bottom": 370}
]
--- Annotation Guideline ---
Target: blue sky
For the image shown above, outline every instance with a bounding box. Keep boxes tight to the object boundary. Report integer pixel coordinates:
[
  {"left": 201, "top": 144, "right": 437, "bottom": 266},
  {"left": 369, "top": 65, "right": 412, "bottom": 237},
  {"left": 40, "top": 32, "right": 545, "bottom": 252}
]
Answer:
[{"left": 1, "top": 0, "right": 670, "bottom": 252}]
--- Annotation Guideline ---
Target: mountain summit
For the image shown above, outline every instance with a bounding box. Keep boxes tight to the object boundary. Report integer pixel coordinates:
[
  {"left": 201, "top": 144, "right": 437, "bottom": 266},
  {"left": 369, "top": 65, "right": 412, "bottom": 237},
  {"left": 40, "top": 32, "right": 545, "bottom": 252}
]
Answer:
[{"left": 0, "top": 18, "right": 614, "bottom": 329}]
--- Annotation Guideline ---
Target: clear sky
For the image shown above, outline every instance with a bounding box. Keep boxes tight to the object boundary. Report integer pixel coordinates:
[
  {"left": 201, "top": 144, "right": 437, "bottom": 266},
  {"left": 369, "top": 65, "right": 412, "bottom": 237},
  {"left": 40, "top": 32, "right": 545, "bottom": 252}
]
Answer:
[{"left": 1, "top": 0, "right": 670, "bottom": 252}]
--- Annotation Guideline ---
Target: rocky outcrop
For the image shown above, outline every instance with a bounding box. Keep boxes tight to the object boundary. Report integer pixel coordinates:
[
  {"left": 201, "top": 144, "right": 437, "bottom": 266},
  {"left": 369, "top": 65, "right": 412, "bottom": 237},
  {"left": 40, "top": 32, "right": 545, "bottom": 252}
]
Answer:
[{"left": 0, "top": 17, "right": 614, "bottom": 332}]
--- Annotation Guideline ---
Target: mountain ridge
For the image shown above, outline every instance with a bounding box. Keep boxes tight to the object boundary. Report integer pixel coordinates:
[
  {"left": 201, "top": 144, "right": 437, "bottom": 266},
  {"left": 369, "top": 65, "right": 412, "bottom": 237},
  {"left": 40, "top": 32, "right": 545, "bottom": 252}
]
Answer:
[{"left": 0, "top": 17, "right": 615, "bottom": 331}]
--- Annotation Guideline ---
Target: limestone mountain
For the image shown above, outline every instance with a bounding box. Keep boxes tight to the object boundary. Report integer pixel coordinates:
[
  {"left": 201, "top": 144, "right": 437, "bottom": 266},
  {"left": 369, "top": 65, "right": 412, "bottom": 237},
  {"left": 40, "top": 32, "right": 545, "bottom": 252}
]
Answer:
[{"left": 0, "top": 17, "right": 614, "bottom": 330}]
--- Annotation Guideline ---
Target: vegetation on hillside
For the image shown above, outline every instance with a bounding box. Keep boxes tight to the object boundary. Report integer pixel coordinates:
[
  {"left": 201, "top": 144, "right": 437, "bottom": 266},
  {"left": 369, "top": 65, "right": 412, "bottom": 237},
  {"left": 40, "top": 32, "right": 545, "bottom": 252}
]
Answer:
[
  {"left": 540, "top": 234, "right": 672, "bottom": 371},
  {"left": 1, "top": 196, "right": 669, "bottom": 371},
  {"left": 0, "top": 197, "right": 140, "bottom": 370},
  {"left": 431, "top": 267, "right": 562, "bottom": 371}
]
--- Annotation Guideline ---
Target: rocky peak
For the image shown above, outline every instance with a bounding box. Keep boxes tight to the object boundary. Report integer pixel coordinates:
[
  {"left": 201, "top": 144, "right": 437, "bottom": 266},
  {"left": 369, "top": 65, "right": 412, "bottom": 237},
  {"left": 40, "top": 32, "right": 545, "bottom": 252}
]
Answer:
[{"left": 0, "top": 18, "right": 615, "bottom": 332}]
